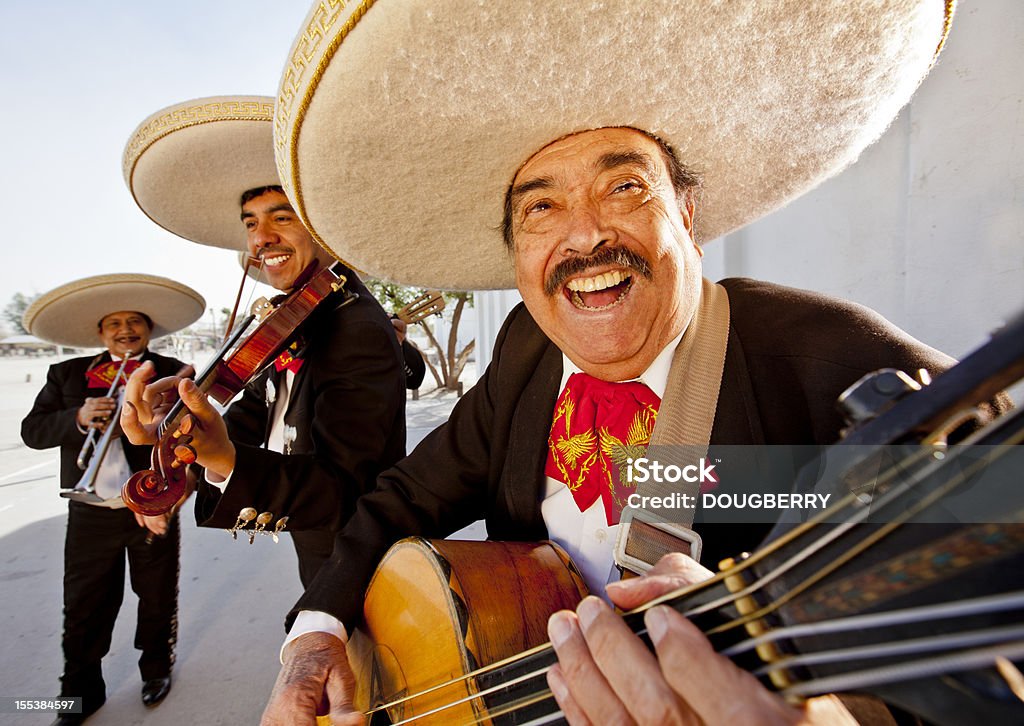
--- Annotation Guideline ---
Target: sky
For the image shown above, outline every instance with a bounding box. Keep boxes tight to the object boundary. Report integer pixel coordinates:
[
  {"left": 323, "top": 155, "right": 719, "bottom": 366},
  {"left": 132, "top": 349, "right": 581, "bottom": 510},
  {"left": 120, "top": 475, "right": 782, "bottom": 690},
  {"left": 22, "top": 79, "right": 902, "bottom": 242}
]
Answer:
[{"left": 0, "top": 1, "right": 312, "bottom": 332}]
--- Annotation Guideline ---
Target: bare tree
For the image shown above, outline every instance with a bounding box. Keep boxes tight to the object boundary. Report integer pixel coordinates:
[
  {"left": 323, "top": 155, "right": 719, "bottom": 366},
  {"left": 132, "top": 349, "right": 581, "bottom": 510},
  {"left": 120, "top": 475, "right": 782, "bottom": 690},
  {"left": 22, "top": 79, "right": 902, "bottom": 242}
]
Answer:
[{"left": 365, "top": 280, "right": 474, "bottom": 393}]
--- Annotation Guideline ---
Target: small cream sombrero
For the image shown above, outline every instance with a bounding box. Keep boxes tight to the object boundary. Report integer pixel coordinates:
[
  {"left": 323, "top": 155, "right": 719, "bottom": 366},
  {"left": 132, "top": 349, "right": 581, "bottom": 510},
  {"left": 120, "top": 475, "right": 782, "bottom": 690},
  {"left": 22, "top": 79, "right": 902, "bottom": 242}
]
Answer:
[
  {"left": 24, "top": 274, "right": 206, "bottom": 349},
  {"left": 123, "top": 96, "right": 276, "bottom": 250},
  {"left": 274, "top": 0, "right": 953, "bottom": 290}
]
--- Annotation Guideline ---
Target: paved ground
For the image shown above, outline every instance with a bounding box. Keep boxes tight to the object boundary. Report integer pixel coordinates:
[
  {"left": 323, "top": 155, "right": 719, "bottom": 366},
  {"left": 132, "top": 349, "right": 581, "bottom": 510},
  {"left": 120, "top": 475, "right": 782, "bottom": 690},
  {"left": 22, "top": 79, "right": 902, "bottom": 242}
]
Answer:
[{"left": 0, "top": 353, "right": 478, "bottom": 725}]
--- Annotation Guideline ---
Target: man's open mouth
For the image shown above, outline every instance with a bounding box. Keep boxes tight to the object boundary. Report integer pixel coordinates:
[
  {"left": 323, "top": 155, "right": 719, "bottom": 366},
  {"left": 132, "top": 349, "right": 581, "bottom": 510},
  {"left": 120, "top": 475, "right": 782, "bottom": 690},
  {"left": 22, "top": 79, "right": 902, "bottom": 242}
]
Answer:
[{"left": 564, "top": 269, "right": 633, "bottom": 310}]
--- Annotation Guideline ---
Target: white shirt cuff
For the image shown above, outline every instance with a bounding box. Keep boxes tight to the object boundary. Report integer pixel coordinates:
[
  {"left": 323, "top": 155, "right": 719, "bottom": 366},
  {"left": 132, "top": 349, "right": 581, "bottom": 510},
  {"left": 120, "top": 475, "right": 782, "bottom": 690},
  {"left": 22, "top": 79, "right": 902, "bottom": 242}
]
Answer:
[
  {"left": 203, "top": 467, "right": 232, "bottom": 492},
  {"left": 280, "top": 610, "right": 348, "bottom": 663}
]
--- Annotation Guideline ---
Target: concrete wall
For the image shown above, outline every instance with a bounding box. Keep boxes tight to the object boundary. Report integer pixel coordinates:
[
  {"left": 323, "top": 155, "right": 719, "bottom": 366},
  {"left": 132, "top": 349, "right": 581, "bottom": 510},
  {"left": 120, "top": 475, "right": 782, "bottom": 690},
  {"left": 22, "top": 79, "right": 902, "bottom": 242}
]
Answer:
[{"left": 703, "top": 0, "right": 1023, "bottom": 360}]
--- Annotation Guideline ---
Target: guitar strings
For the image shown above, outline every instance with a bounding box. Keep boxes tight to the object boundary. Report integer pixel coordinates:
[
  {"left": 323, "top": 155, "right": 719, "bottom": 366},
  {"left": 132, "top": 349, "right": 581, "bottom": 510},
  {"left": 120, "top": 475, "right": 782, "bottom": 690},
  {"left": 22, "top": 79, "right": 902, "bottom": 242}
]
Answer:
[
  {"left": 729, "top": 590, "right": 1024, "bottom": 661},
  {"left": 363, "top": 423, "right": 1022, "bottom": 723},
  {"left": 755, "top": 621, "right": 1024, "bottom": 675},
  {"left": 782, "top": 640, "right": 1024, "bottom": 698},
  {"left": 455, "top": 639, "right": 1024, "bottom": 726},
  {"left": 365, "top": 435, "right": 1016, "bottom": 722},
  {"left": 360, "top": 458, "right": 902, "bottom": 719}
]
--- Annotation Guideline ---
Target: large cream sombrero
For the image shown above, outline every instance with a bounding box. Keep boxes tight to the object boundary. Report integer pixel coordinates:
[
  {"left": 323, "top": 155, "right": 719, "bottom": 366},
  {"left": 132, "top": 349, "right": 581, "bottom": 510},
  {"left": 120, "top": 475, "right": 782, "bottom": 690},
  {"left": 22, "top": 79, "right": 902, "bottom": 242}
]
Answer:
[
  {"left": 24, "top": 274, "right": 206, "bottom": 349},
  {"left": 123, "top": 96, "right": 277, "bottom": 250},
  {"left": 274, "top": 0, "right": 953, "bottom": 290}
]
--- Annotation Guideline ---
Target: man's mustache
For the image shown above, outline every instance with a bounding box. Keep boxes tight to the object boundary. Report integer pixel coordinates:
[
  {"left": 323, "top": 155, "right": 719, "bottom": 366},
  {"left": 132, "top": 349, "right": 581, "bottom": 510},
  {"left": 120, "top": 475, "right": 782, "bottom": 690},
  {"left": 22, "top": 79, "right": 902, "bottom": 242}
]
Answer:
[{"left": 544, "top": 247, "right": 652, "bottom": 297}]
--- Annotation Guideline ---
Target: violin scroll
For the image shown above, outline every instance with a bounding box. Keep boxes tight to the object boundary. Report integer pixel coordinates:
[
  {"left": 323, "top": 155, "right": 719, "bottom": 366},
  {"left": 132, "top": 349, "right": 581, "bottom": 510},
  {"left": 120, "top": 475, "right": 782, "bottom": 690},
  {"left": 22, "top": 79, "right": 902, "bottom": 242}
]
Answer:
[{"left": 122, "top": 414, "right": 197, "bottom": 515}]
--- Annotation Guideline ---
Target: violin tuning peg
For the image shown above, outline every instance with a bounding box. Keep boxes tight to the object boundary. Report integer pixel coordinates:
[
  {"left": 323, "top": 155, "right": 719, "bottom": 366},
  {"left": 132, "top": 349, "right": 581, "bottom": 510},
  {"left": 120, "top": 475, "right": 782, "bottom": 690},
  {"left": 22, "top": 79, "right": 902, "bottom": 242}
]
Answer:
[
  {"left": 177, "top": 415, "right": 195, "bottom": 437},
  {"left": 173, "top": 444, "right": 197, "bottom": 465}
]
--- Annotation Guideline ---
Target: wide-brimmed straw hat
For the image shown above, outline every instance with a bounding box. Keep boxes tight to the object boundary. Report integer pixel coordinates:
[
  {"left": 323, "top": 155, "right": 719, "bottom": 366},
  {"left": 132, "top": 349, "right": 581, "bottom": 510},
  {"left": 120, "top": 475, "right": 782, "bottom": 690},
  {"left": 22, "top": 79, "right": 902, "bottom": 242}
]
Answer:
[
  {"left": 273, "top": 0, "right": 953, "bottom": 290},
  {"left": 123, "top": 96, "right": 277, "bottom": 251},
  {"left": 24, "top": 274, "right": 206, "bottom": 348}
]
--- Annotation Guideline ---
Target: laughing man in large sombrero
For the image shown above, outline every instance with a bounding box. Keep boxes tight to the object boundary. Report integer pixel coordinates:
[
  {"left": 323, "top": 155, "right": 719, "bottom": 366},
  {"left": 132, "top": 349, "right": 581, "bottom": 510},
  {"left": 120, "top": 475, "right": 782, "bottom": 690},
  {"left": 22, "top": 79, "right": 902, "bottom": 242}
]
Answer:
[{"left": 126, "top": 1, "right": 1009, "bottom": 723}]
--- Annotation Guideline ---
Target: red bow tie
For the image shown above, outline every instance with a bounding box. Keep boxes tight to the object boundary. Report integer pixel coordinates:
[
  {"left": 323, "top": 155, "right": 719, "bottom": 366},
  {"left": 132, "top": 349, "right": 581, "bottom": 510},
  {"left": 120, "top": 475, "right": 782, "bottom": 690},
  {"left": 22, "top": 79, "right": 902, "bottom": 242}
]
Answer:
[
  {"left": 85, "top": 359, "right": 141, "bottom": 389},
  {"left": 545, "top": 372, "right": 661, "bottom": 525},
  {"left": 274, "top": 349, "right": 305, "bottom": 375}
]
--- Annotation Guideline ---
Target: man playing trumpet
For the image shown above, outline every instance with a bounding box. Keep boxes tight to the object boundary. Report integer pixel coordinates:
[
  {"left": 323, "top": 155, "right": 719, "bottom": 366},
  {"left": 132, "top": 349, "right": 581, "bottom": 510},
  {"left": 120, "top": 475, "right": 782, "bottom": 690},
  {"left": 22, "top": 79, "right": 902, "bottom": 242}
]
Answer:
[{"left": 20, "top": 273, "right": 204, "bottom": 724}]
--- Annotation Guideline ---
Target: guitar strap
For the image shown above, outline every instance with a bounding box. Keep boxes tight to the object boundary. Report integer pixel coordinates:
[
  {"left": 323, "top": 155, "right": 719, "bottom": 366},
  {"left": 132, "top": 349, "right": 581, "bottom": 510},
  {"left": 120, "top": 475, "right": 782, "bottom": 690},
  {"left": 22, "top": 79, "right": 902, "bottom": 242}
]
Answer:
[{"left": 615, "top": 277, "right": 730, "bottom": 572}]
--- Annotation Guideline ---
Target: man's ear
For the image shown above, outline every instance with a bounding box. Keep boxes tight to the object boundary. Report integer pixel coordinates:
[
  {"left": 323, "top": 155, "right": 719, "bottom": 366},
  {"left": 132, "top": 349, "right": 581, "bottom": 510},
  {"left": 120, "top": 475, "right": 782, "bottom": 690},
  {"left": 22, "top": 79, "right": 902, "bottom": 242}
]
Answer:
[
  {"left": 679, "top": 197, "right": 701, "bottom": 253},
  {"left": 681, "top": 197, "right": 696, "bottom": 234}
]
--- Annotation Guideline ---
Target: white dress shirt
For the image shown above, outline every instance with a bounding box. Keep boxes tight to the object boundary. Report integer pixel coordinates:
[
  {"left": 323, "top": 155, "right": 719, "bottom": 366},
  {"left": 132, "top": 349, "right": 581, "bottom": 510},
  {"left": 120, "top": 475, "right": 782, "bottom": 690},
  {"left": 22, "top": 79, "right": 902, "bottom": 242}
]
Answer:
[{"left": 83, "top": 352, "right": 144, "bottom": 508}]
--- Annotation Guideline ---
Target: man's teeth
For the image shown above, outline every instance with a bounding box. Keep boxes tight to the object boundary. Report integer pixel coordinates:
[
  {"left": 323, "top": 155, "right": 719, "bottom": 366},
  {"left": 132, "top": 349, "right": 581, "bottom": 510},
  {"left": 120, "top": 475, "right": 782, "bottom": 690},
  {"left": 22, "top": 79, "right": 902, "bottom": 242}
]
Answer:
[
  {"left": 566, "top": 269, "right": 627, "bottom": 292},
  {"left": 264, "top": 254, "right": 292, "bottom": 268}
]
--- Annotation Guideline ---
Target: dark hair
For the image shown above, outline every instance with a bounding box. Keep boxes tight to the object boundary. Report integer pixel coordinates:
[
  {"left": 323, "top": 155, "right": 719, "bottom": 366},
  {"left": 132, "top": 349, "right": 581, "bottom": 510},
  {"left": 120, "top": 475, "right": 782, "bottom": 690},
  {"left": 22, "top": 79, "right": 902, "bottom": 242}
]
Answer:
[
  {"left": 97, "top": 312, "right": 154, "bottom": 332},
  {"left": 501, "top": 127, "right": 703, "bottom": 250},
  {"left": 240, "top": 185, "right": 286, "bottom": 207}
]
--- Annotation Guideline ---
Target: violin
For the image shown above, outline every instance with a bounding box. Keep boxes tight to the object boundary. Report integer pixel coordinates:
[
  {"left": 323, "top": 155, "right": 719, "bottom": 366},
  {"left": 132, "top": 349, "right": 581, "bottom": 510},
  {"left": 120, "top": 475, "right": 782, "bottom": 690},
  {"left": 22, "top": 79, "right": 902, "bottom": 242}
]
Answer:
[{"left": 121, "top": 261, "right": 352, "bottom": 516}]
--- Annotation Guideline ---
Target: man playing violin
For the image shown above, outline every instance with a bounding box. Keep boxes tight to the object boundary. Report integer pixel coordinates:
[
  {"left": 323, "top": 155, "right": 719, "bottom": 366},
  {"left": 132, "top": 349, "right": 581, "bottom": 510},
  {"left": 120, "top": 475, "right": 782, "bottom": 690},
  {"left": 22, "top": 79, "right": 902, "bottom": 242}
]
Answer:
[
  {"left": 21, "top": 274, "right": 204, "bottom": 724},
  {"left": 121, "top": 97, "right": 408, "bottom": 589}
]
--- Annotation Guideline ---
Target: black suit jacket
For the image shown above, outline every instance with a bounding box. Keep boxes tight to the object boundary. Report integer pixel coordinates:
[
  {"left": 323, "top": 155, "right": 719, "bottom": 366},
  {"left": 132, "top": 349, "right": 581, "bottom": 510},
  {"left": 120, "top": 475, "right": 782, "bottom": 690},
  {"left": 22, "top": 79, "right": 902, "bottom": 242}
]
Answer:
[
  {"left": 21, "top": 350, "right": 185, "bottom": 486},
  {"left": 194, "top": 267, "right": 407, "bottom": 532},
  {"left": 283, "top": 278, "right": 960, "bottom": 630}
]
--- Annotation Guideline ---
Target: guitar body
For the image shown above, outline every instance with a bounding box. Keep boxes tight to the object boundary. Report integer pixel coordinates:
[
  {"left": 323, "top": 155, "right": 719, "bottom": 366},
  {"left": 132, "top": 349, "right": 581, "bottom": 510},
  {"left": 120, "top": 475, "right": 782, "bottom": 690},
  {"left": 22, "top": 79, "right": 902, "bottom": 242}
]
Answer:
[{"left": 350, "top": 538, "right": 587, "bottom": 724}]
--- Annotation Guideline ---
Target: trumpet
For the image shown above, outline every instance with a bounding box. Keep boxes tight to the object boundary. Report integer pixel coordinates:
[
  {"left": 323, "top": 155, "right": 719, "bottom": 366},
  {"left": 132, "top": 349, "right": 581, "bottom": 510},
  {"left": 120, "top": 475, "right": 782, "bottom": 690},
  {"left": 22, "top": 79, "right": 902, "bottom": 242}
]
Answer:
[{"left": 64, "top": 356, "right": 132, "bottom": 503}]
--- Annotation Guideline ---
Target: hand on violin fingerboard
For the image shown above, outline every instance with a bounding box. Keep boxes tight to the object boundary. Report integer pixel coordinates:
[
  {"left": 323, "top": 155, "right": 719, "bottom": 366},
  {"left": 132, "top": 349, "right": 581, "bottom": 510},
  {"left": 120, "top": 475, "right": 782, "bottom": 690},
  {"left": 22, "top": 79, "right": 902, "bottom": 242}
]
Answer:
[{"left": 120, "top": 361, "right": 194, "bottom": 445}]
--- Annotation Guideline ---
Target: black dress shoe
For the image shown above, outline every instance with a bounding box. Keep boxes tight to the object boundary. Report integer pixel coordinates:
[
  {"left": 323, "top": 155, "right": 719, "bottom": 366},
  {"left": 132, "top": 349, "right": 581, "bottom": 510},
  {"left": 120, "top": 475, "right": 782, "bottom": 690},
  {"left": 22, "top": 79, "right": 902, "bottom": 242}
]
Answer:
[{"left": 141, "top": 675, "right": 172, "bottom": 707}]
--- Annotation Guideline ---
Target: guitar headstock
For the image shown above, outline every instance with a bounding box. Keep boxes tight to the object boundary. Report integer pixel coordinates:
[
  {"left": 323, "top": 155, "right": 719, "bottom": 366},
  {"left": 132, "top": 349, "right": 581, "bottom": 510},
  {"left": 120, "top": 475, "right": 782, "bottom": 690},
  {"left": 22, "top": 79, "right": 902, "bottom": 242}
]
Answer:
[{"left": 396, "top": 291, "right": 445, "bottom": 324}]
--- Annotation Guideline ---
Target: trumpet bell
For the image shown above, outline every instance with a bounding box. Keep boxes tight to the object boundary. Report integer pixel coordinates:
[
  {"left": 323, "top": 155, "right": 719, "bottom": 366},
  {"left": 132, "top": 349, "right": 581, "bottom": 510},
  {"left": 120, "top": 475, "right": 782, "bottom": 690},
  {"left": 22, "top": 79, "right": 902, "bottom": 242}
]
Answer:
[{"left": 59, "top": 488, "right": 104, "bottom": 504}]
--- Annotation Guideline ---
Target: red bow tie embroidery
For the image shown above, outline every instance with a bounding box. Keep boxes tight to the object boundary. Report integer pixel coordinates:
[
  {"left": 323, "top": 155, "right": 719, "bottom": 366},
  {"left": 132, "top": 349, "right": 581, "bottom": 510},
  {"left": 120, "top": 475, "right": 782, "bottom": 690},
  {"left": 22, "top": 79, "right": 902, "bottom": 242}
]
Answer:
[
  {"left": 545, "top": 373, "right": 661, "bottom": 525},
  {"left": 85, "top": 359, "right": 141, "bottom": 389},
  {"left": 274, "top": 349, "right": 305, "bottom": 375}
]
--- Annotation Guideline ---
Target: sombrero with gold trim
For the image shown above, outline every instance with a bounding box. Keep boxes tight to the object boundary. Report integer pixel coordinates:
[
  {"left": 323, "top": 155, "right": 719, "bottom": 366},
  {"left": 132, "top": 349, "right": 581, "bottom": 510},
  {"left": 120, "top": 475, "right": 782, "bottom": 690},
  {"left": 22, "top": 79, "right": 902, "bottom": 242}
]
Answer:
[
  {"left": 123, "top": 96, "right": 277, "bottom": 251},
  {"left": 274, "top": 0, "right": 954, "bottom": 290},
  {"left": 24, "top": 274, "right": 206, "bottom": 349}
]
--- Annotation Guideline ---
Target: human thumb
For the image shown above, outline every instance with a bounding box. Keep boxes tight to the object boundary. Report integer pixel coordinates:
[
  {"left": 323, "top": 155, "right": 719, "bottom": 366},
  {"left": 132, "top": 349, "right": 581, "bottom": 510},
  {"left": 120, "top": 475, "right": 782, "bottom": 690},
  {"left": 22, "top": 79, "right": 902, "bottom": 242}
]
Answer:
[
  {"left": 120, "top": 400, "right": 155, "bottom": 445},
  {"left": 178, "top": 379, "right": 214, "bottom": 421}
]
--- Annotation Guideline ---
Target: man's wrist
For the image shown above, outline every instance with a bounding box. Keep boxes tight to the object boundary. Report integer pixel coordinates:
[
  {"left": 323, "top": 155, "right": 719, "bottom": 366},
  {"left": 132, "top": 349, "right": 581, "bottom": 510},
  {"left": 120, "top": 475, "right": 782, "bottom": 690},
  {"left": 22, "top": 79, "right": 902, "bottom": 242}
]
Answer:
[{"left": 281, "top": 610, "right": 348, "bottom": 664}]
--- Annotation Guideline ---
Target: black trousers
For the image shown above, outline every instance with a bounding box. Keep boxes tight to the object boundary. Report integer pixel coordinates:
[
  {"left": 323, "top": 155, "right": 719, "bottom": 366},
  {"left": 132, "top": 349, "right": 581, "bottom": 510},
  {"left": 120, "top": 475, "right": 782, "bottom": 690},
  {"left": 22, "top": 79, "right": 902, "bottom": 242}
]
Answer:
[{"left": 60, "top": 502, "right": 180, "bottom": 710}]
